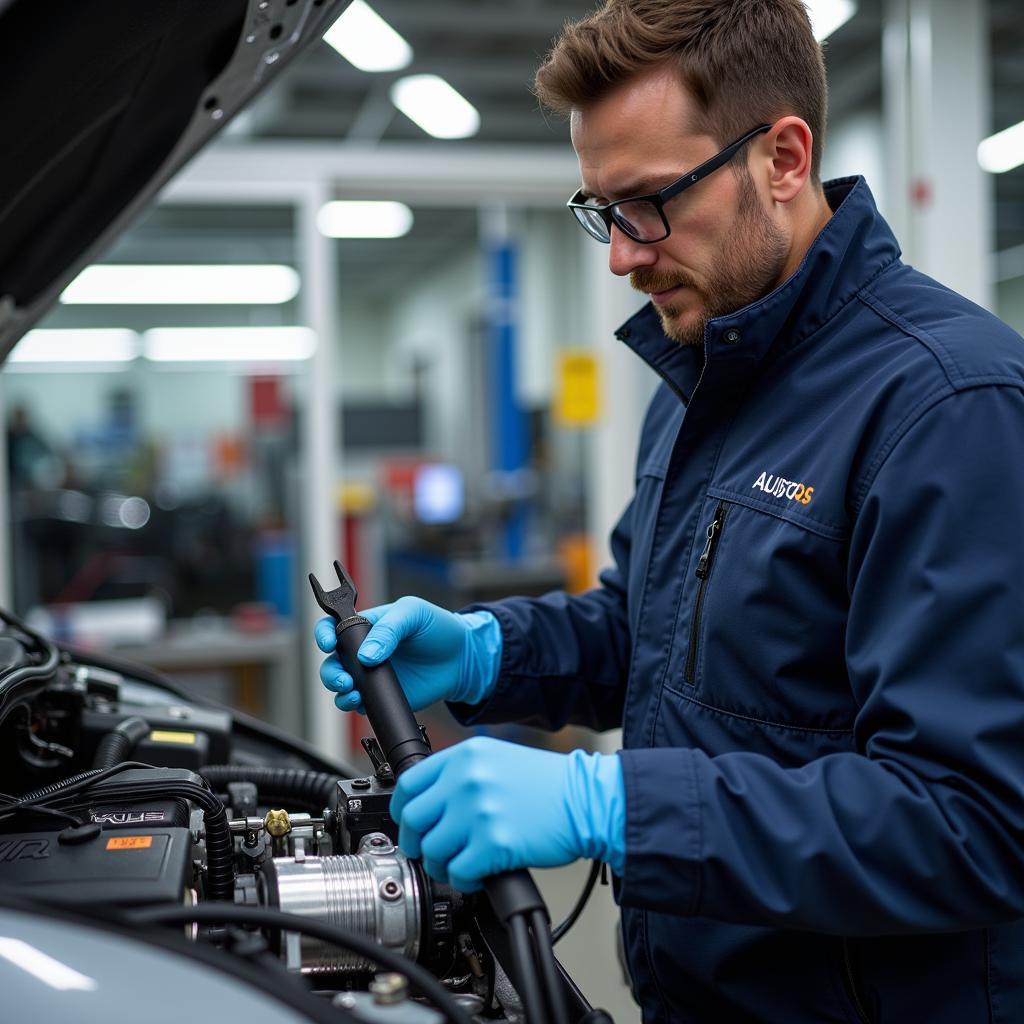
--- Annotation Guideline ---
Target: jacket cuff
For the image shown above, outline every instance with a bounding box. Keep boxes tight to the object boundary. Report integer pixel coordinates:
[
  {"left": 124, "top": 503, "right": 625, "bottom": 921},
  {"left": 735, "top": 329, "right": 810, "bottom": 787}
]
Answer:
[
  {"left": 616, "top": 746, "right": 702, "bottom": 915},
  {"left": 445, "top": 602, "right": 529, "bottom": 726}
]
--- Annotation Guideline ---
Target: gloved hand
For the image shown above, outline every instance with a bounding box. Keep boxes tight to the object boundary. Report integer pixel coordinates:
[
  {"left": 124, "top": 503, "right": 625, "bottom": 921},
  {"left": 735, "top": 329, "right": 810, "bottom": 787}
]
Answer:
[
  {"left": 389, "top": 736, "right": 626, "bottom": 892},
  {"left": 315, "top": 597, "right": 502, "bottom": 714}
]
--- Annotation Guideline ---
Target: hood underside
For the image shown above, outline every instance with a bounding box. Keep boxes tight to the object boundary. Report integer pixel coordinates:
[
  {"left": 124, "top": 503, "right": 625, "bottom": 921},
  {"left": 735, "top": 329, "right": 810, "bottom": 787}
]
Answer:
[{"left": 0, "top": 0, "right": 349, "bottom": 361}]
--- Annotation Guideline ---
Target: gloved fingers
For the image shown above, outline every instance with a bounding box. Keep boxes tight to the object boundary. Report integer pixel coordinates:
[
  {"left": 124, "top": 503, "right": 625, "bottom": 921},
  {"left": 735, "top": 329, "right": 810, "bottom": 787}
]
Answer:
[
  {"left": 357, "top": 602, "right": 410, "bottom": 665},
  {"left": 389, "top": 751, "right": 449, "bottom": 822},
  {"left": 395, "top": 789, "right": 445, "bottom": 859},
  {"left": 418, "top": 812, "right": 469, "bottom": 867},
  {"left": 358, "top": 604, "right": 391, "bottom": 626},
  {"left": 319, "top": 655, "right": 352, "bottom": 692},
  {"left": 447, "top": 847, "right": 486, "bottom": 893},
  {"left": 314, "top": 617, "right": 337, "bottom": 653},
  {"left": 334, "top": 691, "right": 363, "bottom": 713},
  {"left": 316, "top": 603, "right": 391, "bottom": 655}
]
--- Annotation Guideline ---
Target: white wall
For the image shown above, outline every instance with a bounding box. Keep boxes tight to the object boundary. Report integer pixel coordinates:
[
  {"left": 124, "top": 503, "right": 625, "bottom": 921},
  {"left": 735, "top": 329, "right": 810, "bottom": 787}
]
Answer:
[
  {"left": 335, "top": 295, "right": 391, "bottom": 400},
  {"left": 383, "top": 247, "right": 484, "bottom": 458},
  {"left": 518, "top": 208, "right": 589, "bottom": 405},
  {"left": 2, "top": 365, "right": 245, "bottom": 445},
  {"left": 821, "top": 109, "right": 888, "bottom": 219}
]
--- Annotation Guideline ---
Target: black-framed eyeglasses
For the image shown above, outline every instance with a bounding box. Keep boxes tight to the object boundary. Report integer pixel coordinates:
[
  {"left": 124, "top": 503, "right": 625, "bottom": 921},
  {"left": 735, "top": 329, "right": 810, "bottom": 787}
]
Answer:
[{"left": 567, "top": 124, "right": 772, "bottom": 244}]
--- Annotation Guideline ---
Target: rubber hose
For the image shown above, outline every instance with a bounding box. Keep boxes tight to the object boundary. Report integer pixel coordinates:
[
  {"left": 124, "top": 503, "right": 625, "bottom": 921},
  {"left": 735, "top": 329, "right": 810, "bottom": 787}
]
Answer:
[
  {"left": 19, "top": 768, "right": 106, "bottom": 803},
  {"left": 92, "top": 716, "right": 150, "bottom": 769},
  {"left": 198, "top": 765, "right": 340, "bottom": 813},
  {"left": 202, "top": 802, "right": 235, "bottom": 901}
]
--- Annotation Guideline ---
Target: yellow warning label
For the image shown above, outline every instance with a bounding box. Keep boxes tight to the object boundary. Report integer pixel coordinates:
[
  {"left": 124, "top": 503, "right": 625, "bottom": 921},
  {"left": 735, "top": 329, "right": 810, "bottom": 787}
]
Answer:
[
  {"left": 149, "top": 731, "right": 197, "bottom": 745},
  {"left": 555, "top": 351, "right": 601, "bottom": 426},
  {"left": 106, "top": 836, "right": 154, "bottom": 850}
]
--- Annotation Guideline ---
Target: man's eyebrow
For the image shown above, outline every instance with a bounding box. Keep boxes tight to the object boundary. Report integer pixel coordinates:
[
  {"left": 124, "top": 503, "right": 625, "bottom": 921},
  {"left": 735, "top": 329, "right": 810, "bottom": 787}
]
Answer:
[{"left": 579, "top": 174, "right": 676, "bottom": 202}]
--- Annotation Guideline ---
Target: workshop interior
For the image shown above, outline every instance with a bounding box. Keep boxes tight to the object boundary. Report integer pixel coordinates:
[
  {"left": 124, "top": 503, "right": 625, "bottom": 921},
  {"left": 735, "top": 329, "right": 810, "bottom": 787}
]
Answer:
[{"left": 0, "top": 0, "right": 1021, "bottom": 1022}]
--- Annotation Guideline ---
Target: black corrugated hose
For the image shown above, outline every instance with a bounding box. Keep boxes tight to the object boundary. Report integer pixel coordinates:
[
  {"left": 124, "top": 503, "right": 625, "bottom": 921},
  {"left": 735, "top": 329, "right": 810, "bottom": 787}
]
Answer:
[
  {"left": 92, "top": 716, "right": 150, "bottom": 769},
  {"left": 198, "top": 765, "right": 340, "bottom": 814}
]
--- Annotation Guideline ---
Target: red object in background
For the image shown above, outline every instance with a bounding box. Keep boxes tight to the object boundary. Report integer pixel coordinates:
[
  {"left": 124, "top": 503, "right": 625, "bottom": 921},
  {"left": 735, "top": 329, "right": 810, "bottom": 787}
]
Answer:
[
  {"left": 231, "top": 601, "right": 276, "bottom": 633},
  {"left": 911, "top": 178, "right": 933, "bottom": 209},
  {"left": 380, "top": 458, "right": 421, "bottom": 496},
  {"left": 342, "top": 513, "right": 362, "bottom": 598},
  {"left": 249, "top": 376, "right": 287, "bottom": 427}
]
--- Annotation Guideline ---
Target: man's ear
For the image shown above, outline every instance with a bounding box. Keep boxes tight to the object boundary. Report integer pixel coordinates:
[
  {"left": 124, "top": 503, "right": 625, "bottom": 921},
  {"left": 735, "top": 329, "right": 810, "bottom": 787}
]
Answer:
[{"left": 762, "top": 117, "right": 815, "bottom": 204}]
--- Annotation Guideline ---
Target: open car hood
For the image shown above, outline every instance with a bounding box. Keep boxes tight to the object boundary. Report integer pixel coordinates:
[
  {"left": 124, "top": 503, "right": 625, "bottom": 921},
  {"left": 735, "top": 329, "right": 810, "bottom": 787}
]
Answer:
[{"left": 0, "top": 0, "right": 349, "bottom": 362}]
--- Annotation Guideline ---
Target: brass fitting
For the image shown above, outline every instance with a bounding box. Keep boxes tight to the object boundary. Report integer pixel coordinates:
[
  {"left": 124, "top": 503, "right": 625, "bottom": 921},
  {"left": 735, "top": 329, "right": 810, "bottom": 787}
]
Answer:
[{"left": 264, "top": 808, "right": 291, "bottom": 837}]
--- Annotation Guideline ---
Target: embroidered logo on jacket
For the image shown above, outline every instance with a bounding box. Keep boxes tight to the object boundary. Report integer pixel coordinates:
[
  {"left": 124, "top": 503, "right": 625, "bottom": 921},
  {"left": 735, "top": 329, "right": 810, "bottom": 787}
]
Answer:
[{"left": 752, "top": 471, "right": 815, "bottom": 506}]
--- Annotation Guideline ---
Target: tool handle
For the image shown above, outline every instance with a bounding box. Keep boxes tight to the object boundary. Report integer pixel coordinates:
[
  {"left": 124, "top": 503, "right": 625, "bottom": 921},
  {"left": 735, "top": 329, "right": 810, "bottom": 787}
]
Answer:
[{"left": 333, "top": 616, "right": 430, "bottom": 777}]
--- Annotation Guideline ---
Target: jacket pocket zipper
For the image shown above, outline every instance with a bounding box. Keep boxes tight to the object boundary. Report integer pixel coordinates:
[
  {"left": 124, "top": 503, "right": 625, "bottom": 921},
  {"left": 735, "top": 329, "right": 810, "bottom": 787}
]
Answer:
[
  {"left": 841, "top": 938, "right": 871, "bottom": 1024},
  {"left": 685, "top": 501, "right": 727, "bottom": 684}
]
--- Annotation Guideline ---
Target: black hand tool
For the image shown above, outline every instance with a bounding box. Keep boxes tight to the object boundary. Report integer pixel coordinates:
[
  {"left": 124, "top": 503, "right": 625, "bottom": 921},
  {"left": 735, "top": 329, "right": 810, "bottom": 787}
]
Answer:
[
  {"left": 308, "top": 561, "right": 430, "bottom": 778},
  {"left": 310, "top": 561, "right": 571, "bottom": 1024}
]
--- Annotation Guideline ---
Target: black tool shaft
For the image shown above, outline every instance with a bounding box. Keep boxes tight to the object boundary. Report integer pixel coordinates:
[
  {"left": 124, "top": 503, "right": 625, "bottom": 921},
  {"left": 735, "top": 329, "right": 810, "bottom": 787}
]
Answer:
[{"left": 333, "top": 616, "right": 430, "bottom": 777}]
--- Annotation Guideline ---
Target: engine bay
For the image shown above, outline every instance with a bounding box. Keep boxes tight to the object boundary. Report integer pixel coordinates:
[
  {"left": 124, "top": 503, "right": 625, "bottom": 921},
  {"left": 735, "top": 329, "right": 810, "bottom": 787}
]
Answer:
[{"left": 0, "top": 608, "right": 601, "bottom": 1024}]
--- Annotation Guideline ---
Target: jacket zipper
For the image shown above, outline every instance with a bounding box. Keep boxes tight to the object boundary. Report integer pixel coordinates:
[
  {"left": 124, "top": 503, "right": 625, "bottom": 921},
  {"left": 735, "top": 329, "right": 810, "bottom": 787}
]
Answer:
[
  {"left": 685, "top": 501, "right": 727, "bottom": 684},
  {"left": 841, "top": 938, "right": 871, "bottom": 1024}
]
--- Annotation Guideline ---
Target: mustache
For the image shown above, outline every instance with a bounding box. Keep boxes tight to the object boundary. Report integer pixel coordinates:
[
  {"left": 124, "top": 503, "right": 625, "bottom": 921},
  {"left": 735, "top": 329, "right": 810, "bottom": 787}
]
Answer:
[{"left": 630, "top": 268, "right": 695, "bottom": 294}]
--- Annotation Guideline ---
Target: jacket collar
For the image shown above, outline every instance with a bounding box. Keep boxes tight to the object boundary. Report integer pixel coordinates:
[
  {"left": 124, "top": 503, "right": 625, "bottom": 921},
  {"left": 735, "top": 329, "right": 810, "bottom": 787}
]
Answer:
[{"left": 614, "top": 176, "right": 901, "bottom": 402}]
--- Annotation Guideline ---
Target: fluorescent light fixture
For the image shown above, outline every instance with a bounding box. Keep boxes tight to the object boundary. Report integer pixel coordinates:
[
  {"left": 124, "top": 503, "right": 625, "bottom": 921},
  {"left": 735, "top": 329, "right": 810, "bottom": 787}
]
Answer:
[
  {"left": 143, "top": 327, "right": 316, "bottom": 363},
  {"left": 805, "top": 0, "right": 857, "bottom": 41},
  {"left": 61, "top": 265, "right": 300, "bottom": 305},
  {"left": 323, "top": 0, "right": 412, "bottom": 72},
  {"left": 8, "top": 329, "right": 139, "bottom": 364},
  {"left": 0, "top": 938, "right": 97, "bottom": 992},
  {"left": 979, "top": 119, "right": 1024, "bottom": 174},
  {"left": 317, "top": 200, "right": 413, "bottom": 239},
  {"left": 390, "top": 75, "right": 480, "bottom": 140}
]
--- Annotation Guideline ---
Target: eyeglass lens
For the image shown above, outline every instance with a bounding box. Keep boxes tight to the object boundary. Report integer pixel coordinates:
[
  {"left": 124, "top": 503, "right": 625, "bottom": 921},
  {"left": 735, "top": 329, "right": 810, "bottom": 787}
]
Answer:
[
  {"left": 573, "top": 206, "right": 612, "bottom": 242},
  {"left": 573, "top": 199, "right": 668, "bottom": 243},
  {"left": 609, "top": 199, "right": 666, "bottom": 242}
]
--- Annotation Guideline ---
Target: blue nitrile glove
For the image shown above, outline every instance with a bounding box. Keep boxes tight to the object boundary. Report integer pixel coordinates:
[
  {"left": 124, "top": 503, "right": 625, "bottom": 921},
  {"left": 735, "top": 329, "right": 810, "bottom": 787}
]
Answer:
[
  {"left": 315, "top": 597, "right": 502, "bottom": 714},
  {"left": 388, "top": 736, "right": 626, "bottom": 892}
]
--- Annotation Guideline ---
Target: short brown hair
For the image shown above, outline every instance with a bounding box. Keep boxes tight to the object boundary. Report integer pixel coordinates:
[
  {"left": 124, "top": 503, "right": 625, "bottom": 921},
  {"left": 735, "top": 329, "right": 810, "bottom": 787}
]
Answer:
[{"left": 534, "top": 0, "right": 828, "bottom": 183}]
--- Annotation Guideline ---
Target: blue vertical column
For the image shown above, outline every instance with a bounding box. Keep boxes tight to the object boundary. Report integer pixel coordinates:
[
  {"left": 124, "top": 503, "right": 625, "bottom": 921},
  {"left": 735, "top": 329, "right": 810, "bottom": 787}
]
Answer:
[{"left": 484, "top": 209, "right": 528, "bottom": 561}]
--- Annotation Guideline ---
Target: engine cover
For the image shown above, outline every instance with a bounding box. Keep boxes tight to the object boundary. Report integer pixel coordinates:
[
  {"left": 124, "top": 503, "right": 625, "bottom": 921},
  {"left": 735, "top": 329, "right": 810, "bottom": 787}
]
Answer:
[{"left": 0, "top": 825, "right": 192, "bottom": 906}]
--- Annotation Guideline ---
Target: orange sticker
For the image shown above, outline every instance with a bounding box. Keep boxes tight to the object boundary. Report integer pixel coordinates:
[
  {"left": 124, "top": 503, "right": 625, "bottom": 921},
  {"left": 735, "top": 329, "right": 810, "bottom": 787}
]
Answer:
[{"left": 106, "top": 836, "right": 154, "bottom": 850}]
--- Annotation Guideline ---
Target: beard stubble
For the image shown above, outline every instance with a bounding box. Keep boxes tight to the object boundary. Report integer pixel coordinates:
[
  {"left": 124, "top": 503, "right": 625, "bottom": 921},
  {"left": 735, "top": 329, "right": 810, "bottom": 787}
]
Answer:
[{"left": 630, "top": 171, "right": 789, "bottom": 346}]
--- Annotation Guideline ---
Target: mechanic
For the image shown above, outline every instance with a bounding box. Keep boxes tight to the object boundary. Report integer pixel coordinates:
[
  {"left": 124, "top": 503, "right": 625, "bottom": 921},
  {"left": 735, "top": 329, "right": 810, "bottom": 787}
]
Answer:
[{"left": 316, "top": 1, "right": 1024, "bottom": 1020}]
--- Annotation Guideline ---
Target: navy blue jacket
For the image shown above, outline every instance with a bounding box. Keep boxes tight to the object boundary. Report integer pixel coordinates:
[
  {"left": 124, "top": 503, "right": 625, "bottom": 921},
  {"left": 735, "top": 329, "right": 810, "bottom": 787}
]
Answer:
[{"left": 453, "top": 177, "right": 1024, "bottom": 1023}]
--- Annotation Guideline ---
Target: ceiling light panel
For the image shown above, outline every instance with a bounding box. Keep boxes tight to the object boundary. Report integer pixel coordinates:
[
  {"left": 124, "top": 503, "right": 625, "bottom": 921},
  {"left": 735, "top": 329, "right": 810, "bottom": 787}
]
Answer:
[
  {"left": 60, "top": 266, "right": 300, "bottom": 305},
  {"left": 390, "top": 75, "right": 480, "bottom": 140},
  {"left": 8, "top": 329, "right": 140, "bottom": 364},
  {"left": 143, "top": 327, "right": 316, "bottom": 363},
  {"left": 323, "top": 0, "right": 412, "bottom": 73},
  {"left": 317, "top": 200, "right": 414, "bottom": 239},
  {"left": 979, "top": 120, "right": 1024, "bottom": 174}
]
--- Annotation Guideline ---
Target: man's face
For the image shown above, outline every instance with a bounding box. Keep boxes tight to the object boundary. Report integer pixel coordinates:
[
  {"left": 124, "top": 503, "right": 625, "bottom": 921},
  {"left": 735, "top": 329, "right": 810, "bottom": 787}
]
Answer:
[{"left": 571, "top": 67, "right": 790, "bottom": 346}]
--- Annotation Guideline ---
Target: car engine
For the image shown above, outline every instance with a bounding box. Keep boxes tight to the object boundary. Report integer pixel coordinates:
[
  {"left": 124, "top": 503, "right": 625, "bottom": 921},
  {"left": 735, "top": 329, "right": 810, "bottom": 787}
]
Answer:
[{"left": 0, "top": 608, "right": 601, "bottom": 1024}]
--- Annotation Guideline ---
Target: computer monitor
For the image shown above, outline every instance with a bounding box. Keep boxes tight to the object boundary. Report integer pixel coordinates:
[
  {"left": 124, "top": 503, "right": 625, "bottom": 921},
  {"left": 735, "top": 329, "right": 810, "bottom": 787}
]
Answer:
[{"left": 413, "top": 463, "right": 464, "bottom": 524}]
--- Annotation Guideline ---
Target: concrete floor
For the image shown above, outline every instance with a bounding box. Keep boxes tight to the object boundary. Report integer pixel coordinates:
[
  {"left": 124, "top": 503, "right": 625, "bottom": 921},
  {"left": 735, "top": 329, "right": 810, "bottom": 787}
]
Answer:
[{"left": 533, "top": 860, "right": 641, "bottom": 1024}]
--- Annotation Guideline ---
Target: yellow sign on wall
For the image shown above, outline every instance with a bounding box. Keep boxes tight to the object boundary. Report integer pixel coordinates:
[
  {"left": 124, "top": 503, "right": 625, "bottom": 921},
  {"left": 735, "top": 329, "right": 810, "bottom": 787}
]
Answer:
[{"left": 555, "top": 350, "right": 601, "bottom": 426}]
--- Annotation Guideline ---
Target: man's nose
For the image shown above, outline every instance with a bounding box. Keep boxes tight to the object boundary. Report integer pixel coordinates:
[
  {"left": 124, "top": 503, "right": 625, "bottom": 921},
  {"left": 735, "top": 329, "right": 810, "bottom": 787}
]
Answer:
[{"left": 607, "top": 224, "right": 659, "bottom": 277}]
